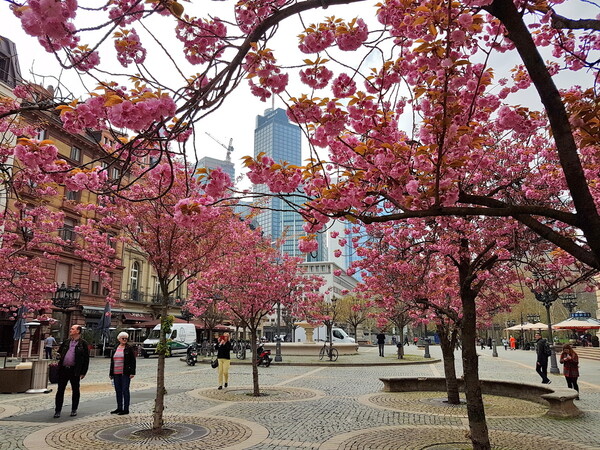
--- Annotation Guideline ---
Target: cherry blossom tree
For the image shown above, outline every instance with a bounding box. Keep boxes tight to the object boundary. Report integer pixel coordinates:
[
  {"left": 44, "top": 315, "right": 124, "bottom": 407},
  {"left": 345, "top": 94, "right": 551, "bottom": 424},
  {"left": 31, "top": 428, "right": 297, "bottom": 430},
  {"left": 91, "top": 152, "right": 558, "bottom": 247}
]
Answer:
[
  {"left": 87, "top": 161, "right": 240, "bottom": 432},
  {"left": 188, "top": 230, "right": 324, "bottom": 396},
  {"left": 353, "top": 218, "right": 525, "bottom": 446}
]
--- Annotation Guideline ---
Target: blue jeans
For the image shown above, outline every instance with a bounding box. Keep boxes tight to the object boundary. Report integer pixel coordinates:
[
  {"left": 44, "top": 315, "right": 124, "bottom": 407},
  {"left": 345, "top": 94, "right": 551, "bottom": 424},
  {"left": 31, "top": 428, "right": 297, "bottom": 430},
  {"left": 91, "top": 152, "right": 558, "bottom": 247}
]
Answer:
[{"left": 113, "top": 374, "right": 131, "bottom": 411}]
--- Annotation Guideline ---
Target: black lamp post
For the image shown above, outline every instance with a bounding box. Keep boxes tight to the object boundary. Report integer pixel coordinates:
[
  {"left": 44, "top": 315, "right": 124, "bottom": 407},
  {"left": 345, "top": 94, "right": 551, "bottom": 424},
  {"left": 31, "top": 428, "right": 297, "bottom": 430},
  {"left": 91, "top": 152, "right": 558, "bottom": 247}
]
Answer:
[
  {"left": 180, "top": 307, "right": 193, "bottom": 323},
  {"left": 532, "top": 289, "right": 560, "bottom": 374},
  {"left": 527, "top": 314, "right": 540, "bottom": 324},
  {"left": 560, "top": 293, "right": 578, "bottom": 316},
  {"left": 52, "top": 283, "right": 81, "bottom": 341},
  {"left": 275, "top": 301, "right": 282, "bottom": 362},
  {"left": 506, "top": 319, "right": 515, "bottom": 328},
  {"left": 52, "top": 283, "right": 82, "bottom": 310}
]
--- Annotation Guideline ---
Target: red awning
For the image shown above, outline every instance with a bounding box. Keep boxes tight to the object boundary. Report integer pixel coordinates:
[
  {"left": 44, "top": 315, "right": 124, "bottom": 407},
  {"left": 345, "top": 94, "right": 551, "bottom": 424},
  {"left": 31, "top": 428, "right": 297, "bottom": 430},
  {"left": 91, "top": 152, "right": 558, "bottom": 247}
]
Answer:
[{"left": 122, "top": 312, "right": 153, "bottom": 322}]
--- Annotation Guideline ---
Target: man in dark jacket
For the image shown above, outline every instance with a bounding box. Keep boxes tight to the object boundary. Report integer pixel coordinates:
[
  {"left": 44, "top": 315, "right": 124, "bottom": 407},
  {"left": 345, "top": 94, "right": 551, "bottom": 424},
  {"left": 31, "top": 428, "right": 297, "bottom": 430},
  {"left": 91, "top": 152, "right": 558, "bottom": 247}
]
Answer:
[
  {"left": 54, "top": 324, "right": 90, "bottom": 418},
  {"left": 535, "top": 332, "right": 551, "bottom": 384},
  {"left": 376, "top": 332, "right": 386, "bottom": 357}
]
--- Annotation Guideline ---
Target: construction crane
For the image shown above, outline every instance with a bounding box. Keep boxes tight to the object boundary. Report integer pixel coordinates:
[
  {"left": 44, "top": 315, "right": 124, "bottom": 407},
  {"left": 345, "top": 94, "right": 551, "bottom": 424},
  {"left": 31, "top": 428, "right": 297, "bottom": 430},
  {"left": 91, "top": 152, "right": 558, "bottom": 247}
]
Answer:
[{"left": 205, "top": 132, "right": 234, "bottom": 162}]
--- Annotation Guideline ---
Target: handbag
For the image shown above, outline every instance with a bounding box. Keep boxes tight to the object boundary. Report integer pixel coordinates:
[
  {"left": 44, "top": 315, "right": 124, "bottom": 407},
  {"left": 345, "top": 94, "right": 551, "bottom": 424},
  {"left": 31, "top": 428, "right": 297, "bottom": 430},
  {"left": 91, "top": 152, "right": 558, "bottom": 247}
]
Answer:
[{"left": 211, "top": 358, "right": 218, "bottom": 368}]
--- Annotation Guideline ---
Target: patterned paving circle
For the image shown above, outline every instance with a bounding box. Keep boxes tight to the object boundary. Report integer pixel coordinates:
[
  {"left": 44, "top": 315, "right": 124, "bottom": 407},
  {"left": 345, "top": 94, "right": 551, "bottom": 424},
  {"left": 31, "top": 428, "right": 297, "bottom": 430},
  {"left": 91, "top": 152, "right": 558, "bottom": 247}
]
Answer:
[
  {"left": 38, "top": 415, "right": 260, "bottom": 449},
  {"left": 97, "top": 422, "right": 209, "bottom": 443},
  {"left": 323, "top": 425, "right": 594, "bottom": 450},
  {"left": 191, "top": 385, "right": 323, "bottom": 402},
  {"left": 367, "top": 392, "right": 547, "bottom": 417}
]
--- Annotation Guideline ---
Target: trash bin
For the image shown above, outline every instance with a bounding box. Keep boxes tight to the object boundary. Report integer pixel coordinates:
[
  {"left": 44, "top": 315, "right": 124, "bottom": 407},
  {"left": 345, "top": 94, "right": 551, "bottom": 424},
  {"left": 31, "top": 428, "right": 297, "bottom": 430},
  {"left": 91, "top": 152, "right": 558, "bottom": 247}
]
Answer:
[{"left": 27, "top": 359, "right": 52, "bottom": 393}]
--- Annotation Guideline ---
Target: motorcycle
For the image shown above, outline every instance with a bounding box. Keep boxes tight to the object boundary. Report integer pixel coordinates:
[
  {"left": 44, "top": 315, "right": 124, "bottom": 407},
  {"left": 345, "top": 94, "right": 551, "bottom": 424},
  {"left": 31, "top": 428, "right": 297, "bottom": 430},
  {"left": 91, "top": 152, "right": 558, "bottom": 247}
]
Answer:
[
  {"left": 255, "top": 343, "right": 272, "bottom": 367},
  {"left": 186, "top": 342, "right": 198, "bottom": 366}
]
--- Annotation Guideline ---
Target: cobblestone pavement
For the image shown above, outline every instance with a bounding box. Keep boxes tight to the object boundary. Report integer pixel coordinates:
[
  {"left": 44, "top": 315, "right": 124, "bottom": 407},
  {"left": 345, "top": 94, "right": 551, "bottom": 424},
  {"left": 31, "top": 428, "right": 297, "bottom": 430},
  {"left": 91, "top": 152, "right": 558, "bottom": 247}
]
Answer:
[{"left": 1, "top": 344, "right": 599, "bottom": 449}]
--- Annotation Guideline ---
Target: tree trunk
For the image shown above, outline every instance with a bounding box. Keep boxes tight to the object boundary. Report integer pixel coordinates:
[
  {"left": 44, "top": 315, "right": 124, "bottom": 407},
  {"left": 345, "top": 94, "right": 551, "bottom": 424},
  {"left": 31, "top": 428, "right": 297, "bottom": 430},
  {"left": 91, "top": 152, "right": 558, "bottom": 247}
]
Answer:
[
  {"left": 250, "top": 329, "right": 260, "bottom": 396},
  {"left": 461, "top": 291, "right": 490, "bottom": 450},
  {"left": 437, "top": 324, "right": 460, "bottom": 404},
  {"left": 397, "top": 329, "right": 404, "bottom": 359},
  {"left": 151, "top": 305, "right": 169, "bottom": 432}
]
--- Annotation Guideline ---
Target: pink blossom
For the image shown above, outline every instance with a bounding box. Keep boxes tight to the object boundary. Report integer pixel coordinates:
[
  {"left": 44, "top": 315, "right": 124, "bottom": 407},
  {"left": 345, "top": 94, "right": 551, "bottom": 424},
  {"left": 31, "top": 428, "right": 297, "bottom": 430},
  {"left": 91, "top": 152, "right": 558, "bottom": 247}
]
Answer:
[
  {"left": 332, "top": 73, "right": 357, "bottom": 98},
  {"left": 298, "top": 237, "right": 319, "bottom": 253},
  {"left": 299, "top": 27, "right": 335, "bottom": 53},
  {"left": 335, "top": 18, "right": 368, "bottom": 51},
  {"left": 299, "top": 66, "right": 333, "bottom": 89},
  {"left": 114, "top": 28, "right": 146, "bottom": 67}
]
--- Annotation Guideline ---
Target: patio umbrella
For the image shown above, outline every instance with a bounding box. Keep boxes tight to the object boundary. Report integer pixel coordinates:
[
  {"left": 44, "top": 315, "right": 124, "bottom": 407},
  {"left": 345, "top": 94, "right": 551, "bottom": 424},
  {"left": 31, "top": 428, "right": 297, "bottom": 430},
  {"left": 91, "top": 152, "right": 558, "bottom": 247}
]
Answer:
[
  {"left": 553, "top": 317, "right": 600, "bottom": 330},
  {"left": 97, "top": 302, "right": 112, "bottom": 354},
  {"left": 504, "top": 322, "right": 548, "bottom": 331},
  {"left": 12, "top": 305, "right": 28, "bottom": 356}
]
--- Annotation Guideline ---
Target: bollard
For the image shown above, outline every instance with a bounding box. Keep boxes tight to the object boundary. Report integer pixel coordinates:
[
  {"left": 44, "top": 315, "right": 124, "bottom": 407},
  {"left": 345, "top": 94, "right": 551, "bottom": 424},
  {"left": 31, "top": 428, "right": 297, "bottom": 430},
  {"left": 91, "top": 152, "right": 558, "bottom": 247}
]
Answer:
[
  {"left": 492, "top": 339, "right": 498, "bottom": 357},
  {"left": 424, "top": 340, "right": 431, "bottom": 358}
]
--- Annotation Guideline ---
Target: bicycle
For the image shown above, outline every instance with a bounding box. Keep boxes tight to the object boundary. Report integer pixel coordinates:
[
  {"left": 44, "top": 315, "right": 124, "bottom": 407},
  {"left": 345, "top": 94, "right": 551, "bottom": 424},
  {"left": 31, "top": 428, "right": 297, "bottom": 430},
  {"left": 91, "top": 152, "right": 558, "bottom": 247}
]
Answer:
[
  {"left": 319, "top": 341, "right": 338, "bottom": 361},
  {"left": 234, "top": 340, "right": 246, "bottom": 359}
]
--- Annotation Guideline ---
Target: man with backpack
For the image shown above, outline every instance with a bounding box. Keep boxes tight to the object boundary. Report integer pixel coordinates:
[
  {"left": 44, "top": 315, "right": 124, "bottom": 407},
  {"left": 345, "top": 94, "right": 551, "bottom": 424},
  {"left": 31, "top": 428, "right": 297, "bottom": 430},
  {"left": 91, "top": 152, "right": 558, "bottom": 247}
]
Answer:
[{"left": 534, "top": 332, "right": 552, "bottom": 384}]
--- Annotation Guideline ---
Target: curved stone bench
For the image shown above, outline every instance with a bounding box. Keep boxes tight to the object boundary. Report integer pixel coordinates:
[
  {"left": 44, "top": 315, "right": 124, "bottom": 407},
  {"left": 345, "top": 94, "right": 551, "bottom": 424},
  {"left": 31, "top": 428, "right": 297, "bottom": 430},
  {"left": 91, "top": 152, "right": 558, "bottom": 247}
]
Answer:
[{"left": 379, "top": 377, "right": 581, "bottom": 418}]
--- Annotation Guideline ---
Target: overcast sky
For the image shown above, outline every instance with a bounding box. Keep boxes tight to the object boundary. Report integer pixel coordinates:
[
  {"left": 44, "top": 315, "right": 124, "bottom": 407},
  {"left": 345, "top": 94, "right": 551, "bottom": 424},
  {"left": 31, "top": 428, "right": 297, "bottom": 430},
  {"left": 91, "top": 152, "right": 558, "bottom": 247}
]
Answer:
[{"left": 1, "top": 1, "right": 595, "bottom": 189}]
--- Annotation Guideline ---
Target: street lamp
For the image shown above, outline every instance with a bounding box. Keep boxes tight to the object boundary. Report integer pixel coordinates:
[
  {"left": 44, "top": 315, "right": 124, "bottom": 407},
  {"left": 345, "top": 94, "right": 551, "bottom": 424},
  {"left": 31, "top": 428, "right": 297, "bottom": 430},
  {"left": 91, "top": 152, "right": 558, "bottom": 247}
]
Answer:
[
  {"left": 527, "top": 314, "right": 540, "bottom": 324},
  {"left": 275, "top": 301, "right": 282, "bottom": 362},
  {"left": 52, "top": 283, "right": 81, "bottom": 342},
  {"left": 51, "top": 283, "right": 81, "bottom": 310},
  {"left": 532, "top": 289, "right": 560, "bottom": 374},
  {"left": 560, "top": 293, "right": 578, "bottom": 316},
  {"left": 506, "top": 319, "right": 516, "bottom": 328}
]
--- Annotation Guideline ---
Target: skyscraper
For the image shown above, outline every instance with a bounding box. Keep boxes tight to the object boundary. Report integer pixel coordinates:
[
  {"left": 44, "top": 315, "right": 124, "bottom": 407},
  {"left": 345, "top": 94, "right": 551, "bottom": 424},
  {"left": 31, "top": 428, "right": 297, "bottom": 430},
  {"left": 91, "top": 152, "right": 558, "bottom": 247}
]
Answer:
[
  {"left": 195, "top": 155, "right": 235, "bottom": 185},
  {"left": 253, "top": 108, "right": 326, "bottom": 261}
]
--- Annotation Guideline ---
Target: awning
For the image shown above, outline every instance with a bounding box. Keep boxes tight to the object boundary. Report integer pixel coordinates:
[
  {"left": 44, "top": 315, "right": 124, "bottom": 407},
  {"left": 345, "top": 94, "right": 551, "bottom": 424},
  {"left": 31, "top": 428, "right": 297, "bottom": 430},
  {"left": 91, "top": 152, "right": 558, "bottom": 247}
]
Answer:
[{"left": 122, "top": 312, "right": 153, "bottom": 322}]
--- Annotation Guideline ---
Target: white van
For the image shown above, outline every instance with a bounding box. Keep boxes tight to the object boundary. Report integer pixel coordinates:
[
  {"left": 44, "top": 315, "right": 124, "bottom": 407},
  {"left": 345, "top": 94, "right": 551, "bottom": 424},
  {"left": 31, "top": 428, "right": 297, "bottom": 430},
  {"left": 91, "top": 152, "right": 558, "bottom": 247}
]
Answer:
[
  {"left": 295, "top": 326, "right": 355, "bottom": 343},
  {"left": 141, "top": 323, "right": 196, "bottom": 358}
]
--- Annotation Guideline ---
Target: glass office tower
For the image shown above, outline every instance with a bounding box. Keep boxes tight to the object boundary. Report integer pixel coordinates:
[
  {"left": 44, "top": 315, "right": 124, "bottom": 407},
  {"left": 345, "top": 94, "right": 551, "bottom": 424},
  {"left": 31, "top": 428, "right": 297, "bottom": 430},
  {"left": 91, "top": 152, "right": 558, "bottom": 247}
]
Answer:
[{"left": 253, "top": 108, "right": 325, "bottom": 261}]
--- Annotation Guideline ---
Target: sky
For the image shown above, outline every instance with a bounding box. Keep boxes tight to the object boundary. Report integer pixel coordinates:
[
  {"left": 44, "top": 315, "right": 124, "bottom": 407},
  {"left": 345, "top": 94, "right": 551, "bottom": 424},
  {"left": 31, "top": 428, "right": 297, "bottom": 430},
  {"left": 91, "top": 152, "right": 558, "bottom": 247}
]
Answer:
[
  {"left": 0, "top": 1, "right": 380, "bottom": 187},
  {"left": 1, "top": 0, "right": 595, "bottom": 189}
]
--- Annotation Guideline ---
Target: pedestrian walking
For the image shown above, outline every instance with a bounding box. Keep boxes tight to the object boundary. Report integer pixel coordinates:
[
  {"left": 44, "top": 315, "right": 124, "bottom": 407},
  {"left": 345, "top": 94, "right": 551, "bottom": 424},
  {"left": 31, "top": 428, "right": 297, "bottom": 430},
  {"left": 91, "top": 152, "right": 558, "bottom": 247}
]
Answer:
[
  {"left": 559, "top": 344, "right": 579, "bottom": 398},
  {"left": 487, "top": 337, "right": 492, "bottom": 349},
  {"left": 413, "top": 336, "right": 418, "bottom": 346},
  {"left": 109, "top": 332, "right": 136, "bottom": 415},
  {"left": 509, "top": 335, "right": 516, "bottom": 350},
  {"left": 54, "top": 324, "right": 90, "bottom": 418},
  {"left": 502, "top": 338, "right": 508, "bottom": 351},
  {"left": 216, "top": 333, "right": 232, "bottom": 390},
  {"left": 479, "top": 338, "right": 486, "bottom": 350},
  {"left": 404, "top": 336, "right": 409, "bottom": 345},
  {"left": 43, "top": 334, "right": 57, "bottom": 359},
  {"left": 376, "top": 332, "right": 386, "bottom": 357},
  {"left": 534, "top": 332, "right": 552, "bottom": 384}
]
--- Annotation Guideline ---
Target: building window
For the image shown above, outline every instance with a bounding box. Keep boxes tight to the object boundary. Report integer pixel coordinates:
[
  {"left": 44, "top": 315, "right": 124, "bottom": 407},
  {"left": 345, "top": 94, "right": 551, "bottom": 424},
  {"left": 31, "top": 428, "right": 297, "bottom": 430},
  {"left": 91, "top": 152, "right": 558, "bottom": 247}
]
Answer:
[
  {"left": 175, "top": 276, "right": 183, "bottom": 299},
  {"left": 60, "top": 218, "right": 76, "bottom": 241},
  {"left": 91, "top": 273, "right": 100, "bottom": 295},
  {"left": 106, "top": 232, "right": 116, "bottom": 249},
  {"left": 111, "top": 167, "right": 120, "bottom": 180},
  {"left": 130, "top": 261, "right": 140, "bottom": 291},
  {"left": 152, "top": 276, "right": 160, "bottom": 296},
  {"left": 35, "top": 129, "right": 47, "bottom": 141},
  {"left": 0, "top": 56, "right": 8, "bottom": 84},
  {"left": 65, "top": 190, "right": 80, "bottom": 201},
  {"left": 70, "top": 146, "right": 81, "bottom": 162}
]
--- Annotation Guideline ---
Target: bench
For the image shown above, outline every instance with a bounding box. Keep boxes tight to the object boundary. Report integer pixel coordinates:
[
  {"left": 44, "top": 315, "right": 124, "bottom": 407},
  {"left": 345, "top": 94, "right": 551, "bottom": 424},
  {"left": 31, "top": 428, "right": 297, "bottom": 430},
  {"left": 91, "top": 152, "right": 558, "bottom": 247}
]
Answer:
[
  {"left": 379, "top": 377, "right": 581, "bottom": 418},
  {"left": 0, "top": 365, "right": 33, "bottom": 393}
]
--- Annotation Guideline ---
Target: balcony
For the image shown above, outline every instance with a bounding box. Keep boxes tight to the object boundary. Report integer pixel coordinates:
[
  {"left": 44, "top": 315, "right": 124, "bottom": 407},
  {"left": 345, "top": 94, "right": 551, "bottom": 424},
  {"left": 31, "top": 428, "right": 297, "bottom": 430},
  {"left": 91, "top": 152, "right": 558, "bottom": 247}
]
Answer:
[
  {"left": 150, "top": 294, "right": 184, "bottom": 306},
  {"left": 126, "top": 290, "right": 145, "bottom": 303}
]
